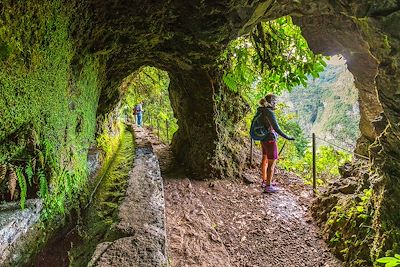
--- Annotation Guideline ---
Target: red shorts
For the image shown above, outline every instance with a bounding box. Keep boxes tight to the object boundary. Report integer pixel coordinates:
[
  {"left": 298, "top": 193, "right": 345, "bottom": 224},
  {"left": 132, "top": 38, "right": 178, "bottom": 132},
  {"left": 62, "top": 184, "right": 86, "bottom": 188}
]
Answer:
[{"left": 261, "top": 140, "right": 278, "bottom": 160}]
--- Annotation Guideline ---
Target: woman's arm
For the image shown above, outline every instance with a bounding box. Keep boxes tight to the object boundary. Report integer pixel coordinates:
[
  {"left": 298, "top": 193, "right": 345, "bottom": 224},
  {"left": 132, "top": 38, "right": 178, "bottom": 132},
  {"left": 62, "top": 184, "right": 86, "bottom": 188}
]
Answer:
[{"left": 264, "top": 109, "right": 294, "bottom": 140}]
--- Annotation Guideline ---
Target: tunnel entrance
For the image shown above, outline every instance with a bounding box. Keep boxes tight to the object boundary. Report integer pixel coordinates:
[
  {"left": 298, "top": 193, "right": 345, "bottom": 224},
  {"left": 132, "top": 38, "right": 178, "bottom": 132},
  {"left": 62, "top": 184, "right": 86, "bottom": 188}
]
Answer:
[
  {"left": 119, "top": 66, "right": 178, "bottom": 144},
  {"left": 282, "top": 55, "right": 361, "bottom": 148},
  {"left": 217, "top": 16, "right": 361, "bottom": 186},
  {"left": 279, "top": 55, "right": 361, "bottom": 185}
]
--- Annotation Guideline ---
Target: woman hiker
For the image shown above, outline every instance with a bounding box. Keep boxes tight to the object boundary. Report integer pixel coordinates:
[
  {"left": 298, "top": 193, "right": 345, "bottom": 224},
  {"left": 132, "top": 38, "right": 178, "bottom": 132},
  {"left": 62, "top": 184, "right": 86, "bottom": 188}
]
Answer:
[
  {"left": 134, "top": 101, "right": 144, "bottom": 127},
  {"left": 258, "top": 94, "right": 295, "bottom": 193}
]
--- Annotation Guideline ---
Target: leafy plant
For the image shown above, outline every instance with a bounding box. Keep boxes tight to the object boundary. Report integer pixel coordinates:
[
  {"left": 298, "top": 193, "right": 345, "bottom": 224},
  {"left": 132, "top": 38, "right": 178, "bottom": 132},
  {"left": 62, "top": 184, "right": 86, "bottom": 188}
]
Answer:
[
  {"left": 280, "top": 144, "right": 352, "bottom": 185},
  {"left": 38, "top": 170, "right": 48, "bottom": 199},
  {"left": 16, "top": 167, "right": 27, "bottom": 209},
  {"left": 220, "top": 16, "right": 326, "bottom": 100},
  {"left": 25, "top": 161, "right": 34, "bottom": 187},
  {"left": 377, "top": 254, "right": 400, "bottom": 267}
]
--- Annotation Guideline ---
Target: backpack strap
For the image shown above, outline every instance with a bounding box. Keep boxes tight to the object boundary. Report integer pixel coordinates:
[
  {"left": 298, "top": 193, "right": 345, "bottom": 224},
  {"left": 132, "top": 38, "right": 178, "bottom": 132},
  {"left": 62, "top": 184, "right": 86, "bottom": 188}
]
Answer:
[{"left": 261, "top": 108, "right": 274, "bottom": 132}]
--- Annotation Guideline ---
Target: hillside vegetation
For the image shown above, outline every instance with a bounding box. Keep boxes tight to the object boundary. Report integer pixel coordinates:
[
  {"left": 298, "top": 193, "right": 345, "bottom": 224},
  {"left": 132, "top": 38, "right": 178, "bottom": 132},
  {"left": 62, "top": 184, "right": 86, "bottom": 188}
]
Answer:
[{"left": 281, "top": 56, "right": 360, "bottom": 148}]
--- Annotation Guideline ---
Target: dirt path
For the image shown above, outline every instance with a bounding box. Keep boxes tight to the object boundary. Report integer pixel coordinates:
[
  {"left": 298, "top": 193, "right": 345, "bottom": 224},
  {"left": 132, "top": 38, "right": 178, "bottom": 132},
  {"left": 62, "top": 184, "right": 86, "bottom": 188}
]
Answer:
[{"left": 145, "top": 128, "right": 342, "bottom": 267}]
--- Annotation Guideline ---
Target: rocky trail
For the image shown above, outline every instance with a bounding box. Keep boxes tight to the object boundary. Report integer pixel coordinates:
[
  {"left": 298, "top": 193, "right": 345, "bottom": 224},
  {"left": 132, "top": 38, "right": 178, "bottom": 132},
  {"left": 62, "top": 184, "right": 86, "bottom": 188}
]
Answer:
[{"left": 145, "top": 127, "right": 342, "bottom": 267}]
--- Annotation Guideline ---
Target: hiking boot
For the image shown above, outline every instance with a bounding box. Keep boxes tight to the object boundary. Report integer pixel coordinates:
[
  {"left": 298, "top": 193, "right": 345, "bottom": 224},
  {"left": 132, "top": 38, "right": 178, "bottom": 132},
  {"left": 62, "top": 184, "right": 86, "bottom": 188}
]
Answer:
[
  {"left": 264, "top": 185, "right": 279, "bottom": 193},
  {"left": 261, "top": 181, "right": 277, "bottom": 188},
  {"left": 261, "top": 180, "right": 267, "bottom": 188}
]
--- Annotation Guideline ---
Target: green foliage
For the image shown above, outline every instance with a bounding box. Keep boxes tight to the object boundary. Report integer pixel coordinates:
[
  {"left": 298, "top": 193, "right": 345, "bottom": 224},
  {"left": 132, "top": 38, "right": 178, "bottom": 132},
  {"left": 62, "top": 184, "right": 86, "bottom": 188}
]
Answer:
[
  {"left": 377, "top": 255, "right": 400, "bottom": 267},
  {"left": 324, "top": 189, "right": 374, "bottom": 262},
  {"left": 16, "top": 167, "right": 27, "bottom": 209},
  {"left": 280, "top": 145, "right": 352, "bottom": 185},
  {"left": 38, "top": 170, "right": 48, "bottom": 199},
  {"left": 220, "top": 16, "right": 326, "bottom": 99},
  {"left": 0, "top": 0, "right": 101, "bottom": 220},
  {"left": 25, "top": 162, "right": 33, "bottom": 187},
  {"left": 328, "top": 189, "right": 372, "bottom": 227}
]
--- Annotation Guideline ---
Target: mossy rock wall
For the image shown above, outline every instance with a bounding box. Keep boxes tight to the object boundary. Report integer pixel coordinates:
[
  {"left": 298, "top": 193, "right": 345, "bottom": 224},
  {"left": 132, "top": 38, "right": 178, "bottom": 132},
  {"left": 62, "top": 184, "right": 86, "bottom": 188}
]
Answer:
[
  {"left": 0, "top": 1, "right": 108, "bottom": 264},
  {"left": 0, "top": 0, "right": 107, "bottom": 206},
  {"left": 168, "top": 68, "right": 249, "bottom": 178}
]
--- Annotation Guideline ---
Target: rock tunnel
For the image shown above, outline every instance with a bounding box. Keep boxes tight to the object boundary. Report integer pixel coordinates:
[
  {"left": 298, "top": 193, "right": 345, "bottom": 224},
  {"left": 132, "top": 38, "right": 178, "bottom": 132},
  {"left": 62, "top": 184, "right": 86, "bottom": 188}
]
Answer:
[{"left": 1, "top": 0, "right": 400, "bottom": 265}]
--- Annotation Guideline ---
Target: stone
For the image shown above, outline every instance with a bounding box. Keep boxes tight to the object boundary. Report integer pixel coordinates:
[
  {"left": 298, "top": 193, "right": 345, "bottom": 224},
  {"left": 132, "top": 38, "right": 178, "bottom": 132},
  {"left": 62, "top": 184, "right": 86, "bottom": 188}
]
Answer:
[
  {"left": 0, "top": 199, "right": 42, "bottom": 266},
  {"left": 89, "top": 127, "right": 167, "bottom": 266},
  {"left": 338, "top": 163, "right": 354, "bottom": 178},
  {"left": 337, "top": 179, "right": 358, "bottom": 194}
]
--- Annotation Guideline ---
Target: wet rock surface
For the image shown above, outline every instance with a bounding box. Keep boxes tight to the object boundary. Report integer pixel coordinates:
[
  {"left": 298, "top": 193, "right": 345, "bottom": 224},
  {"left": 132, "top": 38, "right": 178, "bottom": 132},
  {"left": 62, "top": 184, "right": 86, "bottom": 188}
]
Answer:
[
  {"left": 0, "top": 199, "right": 42, "bottom": 265},
  {"left": 89, "top": 126, "right": 167, "bottom": 267}
]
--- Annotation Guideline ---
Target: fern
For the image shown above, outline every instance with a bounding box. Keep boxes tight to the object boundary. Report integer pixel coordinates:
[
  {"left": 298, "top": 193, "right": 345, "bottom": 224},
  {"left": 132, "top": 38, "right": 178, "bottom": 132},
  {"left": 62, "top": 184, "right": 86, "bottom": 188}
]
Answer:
[
  {"left": 25, "top": 161, "right": 33, "bottom": 186},
  {"left": 16, "top": 167, "right": 27, "bottom": 209},
  {"left": 223, "top": 73, "right": 238, "bottom": 92},
  {"left": 38, "top": 170, "right": 48, "bottom": 199}
]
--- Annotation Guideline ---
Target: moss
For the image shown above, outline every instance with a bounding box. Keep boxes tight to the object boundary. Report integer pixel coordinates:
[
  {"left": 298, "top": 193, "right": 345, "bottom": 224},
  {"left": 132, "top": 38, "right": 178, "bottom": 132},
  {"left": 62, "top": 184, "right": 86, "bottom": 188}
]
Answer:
[
  {"left": 68, "top": 126, "right": 135, "bottom": 266},
  {"left": 323, "top": 189, "right": 375, "bottom": 265},
  {"left": 0, "top": 2, "right": 108, "bottom": 264},
  {"left": 0, "top": 0, "right": 103, "bottom": 216}
]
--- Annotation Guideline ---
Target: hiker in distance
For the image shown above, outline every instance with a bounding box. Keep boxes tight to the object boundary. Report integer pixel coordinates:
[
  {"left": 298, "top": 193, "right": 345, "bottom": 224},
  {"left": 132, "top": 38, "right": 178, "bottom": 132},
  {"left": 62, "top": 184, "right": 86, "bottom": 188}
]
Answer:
[
  {"left": 250, "top": 94, "right": 295, "bottom": 193},
  {"left": 133, "top": 101, "right": 144, "bottom": 127}
]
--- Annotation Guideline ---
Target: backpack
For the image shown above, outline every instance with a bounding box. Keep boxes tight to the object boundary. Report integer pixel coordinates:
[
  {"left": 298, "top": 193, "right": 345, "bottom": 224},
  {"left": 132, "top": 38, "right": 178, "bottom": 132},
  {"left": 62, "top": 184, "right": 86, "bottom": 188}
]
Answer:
[{"left": 249, "top": 109, "right": 275, "bottom": 141}]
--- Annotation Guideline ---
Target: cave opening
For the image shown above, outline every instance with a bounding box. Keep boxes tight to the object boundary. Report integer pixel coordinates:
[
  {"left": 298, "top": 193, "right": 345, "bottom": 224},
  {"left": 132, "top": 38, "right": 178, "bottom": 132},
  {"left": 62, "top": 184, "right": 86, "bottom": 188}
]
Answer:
[
  {"left": 217, "top": 16, "right": 364, "bottom": 186},
  {"left": 280, "top": 54, "right": 362, "bottom": 185},
  {"left": 119, "top": 66, "right": 178, "bottom": 144},
  {"left": 283, "top": 55, "right": 361, "bottom": 148}
]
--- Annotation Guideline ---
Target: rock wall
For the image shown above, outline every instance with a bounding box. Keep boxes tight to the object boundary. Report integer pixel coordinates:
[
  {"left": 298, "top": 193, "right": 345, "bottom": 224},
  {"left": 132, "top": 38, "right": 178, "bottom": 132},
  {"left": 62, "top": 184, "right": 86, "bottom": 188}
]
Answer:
[
  {"left": 290, "top": 3, "right": 400, "bottom": 265},
  {"left": 168, "top": 68, "right": 218, "bottom": 176}
]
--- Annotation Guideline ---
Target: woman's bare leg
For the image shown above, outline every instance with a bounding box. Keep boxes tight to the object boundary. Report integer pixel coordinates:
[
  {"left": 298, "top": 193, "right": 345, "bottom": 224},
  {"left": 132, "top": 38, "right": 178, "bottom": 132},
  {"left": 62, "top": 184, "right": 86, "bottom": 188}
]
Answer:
[
  {"left": 267, "top": 159, "right": 277, "bottom": 185},
  {"left": 261, "top": 155, "right": 268, "bottom": 182}
]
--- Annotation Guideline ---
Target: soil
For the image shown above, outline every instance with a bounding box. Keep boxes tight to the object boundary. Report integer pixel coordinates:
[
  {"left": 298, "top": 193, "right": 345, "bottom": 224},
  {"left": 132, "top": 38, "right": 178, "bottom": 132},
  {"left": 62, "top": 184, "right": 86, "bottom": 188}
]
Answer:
[{"left": 146, "top": 128, "right": 342, "bottom": 267}]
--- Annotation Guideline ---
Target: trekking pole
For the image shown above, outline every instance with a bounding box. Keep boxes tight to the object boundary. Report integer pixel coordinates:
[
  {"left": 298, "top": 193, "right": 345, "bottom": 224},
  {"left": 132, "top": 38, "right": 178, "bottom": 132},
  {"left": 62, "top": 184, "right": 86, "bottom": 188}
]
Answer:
[
  {"left": 278, "top": 141, "right": 286, "bottom": 156},
  {"left": 250, "top": 137, "right": 253, "bottom": 165},
  {"left": 166, "top": 119, "right": 169, "bottom": 141}
]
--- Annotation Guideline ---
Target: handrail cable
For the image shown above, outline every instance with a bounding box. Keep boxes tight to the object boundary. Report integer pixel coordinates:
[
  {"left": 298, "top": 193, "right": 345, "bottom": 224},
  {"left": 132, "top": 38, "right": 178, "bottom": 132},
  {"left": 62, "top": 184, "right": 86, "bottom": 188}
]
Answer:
[{"left": 311, "top": 135, "right": 369, "bottom": 160}]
